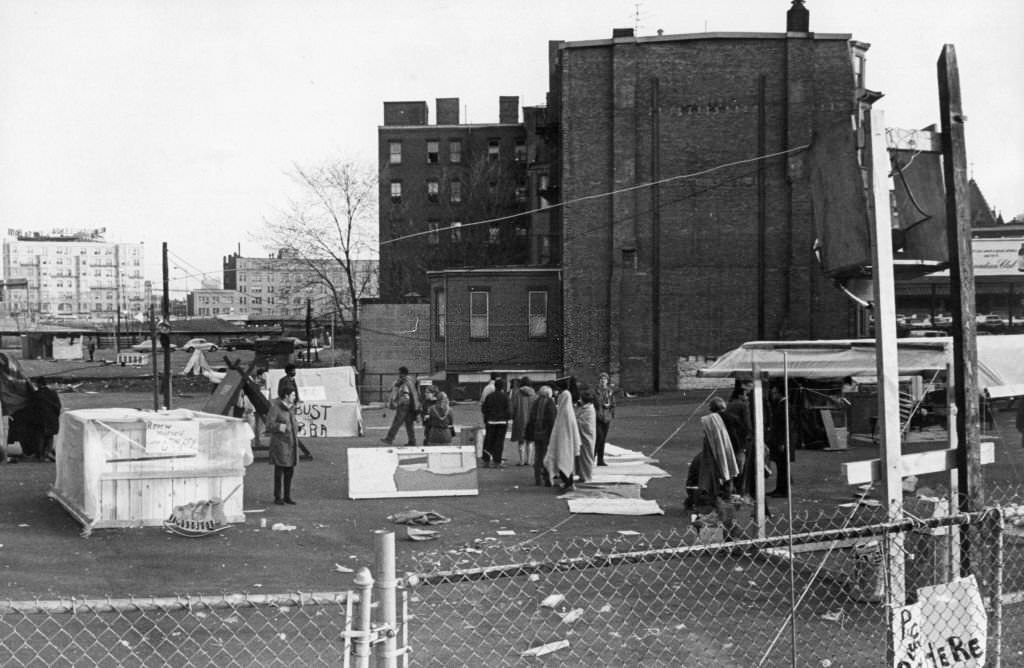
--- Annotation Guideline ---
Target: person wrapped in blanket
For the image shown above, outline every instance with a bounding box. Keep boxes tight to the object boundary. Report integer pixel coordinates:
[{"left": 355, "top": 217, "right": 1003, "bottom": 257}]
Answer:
[{"left": 685, "top": 397, "right": 740, "bottom": 508}]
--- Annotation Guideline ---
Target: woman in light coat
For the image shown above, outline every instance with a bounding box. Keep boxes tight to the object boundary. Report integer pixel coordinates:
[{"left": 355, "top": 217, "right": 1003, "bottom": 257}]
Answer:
[
  {"left": 575, "top": 388, "right": 597, "bottom": 484},
  {"left": 544, "top": 389, "right": 581, "bottom": 490}
]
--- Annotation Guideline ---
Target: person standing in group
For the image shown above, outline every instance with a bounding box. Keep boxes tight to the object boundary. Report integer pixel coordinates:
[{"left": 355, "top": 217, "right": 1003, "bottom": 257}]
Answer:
[
  {"left": 277, "top": 364, "right": 312, "bottom": 459},
  {"left": 249, "top": 368, "right": 269, "bottom": 450},
  {"left": 424, "top": 391, "right": 455, "bottom": 445},
  {"left": 480, "top": 378, "right": 511, "bottom": 467},
  {"left": 382, "top": 366, "right": 419, "bottom": 446},
  {"left": 510, "top": 376, "right": 537, "bottom": 466},
  {"left": 594, "top": 372, "right": 616, "bottom": 466},
  {"left": 268, "top": 387, "right": 300, "bottom": 505},
  {"left": 697, "top": 396, "right": 740, "bottom": 502},
  {"left": 31, "top": 377, "right": 62, "bottom": 462},
  {"left": 544, "top": 388, "right": 581, "bottom": 491},
  {"left": 527, "top": 385, "right": 557, "bottom": 486},
  {"left": 767, "top": 383, "right": 794, "bottom": 498},
  {"left": 575, "top": 387, "right": 597, "bottom": 484},
  {"left": 722, "top": 379, "right": 753, "bottom": 494}
]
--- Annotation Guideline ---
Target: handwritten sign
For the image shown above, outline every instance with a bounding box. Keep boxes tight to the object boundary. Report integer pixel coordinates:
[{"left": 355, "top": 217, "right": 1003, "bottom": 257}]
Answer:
[
  {"left": 892, "top": 575, "right": 987, "bottom": 668},
  {"left": 144, "top": 419, "right": 200, "bottom": 455},
  {"left": 291, "top": 402, "right": 362, "bottom": 438}
]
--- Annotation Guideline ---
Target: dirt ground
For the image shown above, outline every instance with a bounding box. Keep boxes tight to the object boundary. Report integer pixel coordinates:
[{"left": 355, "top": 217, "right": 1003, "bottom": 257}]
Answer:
[{"left": 2, "top": 354, "right": 1022, "bottom": 601}]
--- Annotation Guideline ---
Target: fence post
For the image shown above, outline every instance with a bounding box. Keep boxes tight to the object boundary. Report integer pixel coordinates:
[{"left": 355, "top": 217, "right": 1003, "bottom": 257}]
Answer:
[
  {"left": 991, "top": 506, "right": 1004, "bottom": 668},
  {"left": 352, "top": 567, "right": 375, "bottom": 668},
  {"left": 373, "top": 529, "right": 398, "bottom": 668}
]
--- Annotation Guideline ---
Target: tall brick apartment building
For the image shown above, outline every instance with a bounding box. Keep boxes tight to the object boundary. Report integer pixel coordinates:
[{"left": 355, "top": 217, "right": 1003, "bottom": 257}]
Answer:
[
  {"left": 553, "top": 3, "right": 867, "bottom": 391},
  {"left": 377, "top": 98, "right": 563, "bottom": 382}
]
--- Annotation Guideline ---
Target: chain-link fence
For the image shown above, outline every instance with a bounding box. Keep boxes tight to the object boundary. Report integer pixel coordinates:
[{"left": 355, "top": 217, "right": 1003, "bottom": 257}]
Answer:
[
  {"left": 3, "top": 492, "right": 1024, "bottom": 667},
  {"left": 402, "top": 490, "right": 1024, "bottom": 667}
]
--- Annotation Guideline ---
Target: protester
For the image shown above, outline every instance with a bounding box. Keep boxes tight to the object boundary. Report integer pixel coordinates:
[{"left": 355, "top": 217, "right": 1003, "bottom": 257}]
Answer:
[
  {"left": 594, "top": 372, "right": 616, "bottom": 466},
  {"left": 575, "top": 387, "right": 597, "bottom": 483},
  {"left": 480, "top": 378, "right": 511, "bottom": 467},
  {"left": 250, "top": 368, "right": 268, "bottom": 449},
  {"left": 382, "top": 366, "right": 419, "bottom": 446},
  {"left": 424, "top": 391, "right": 455, "bottom": 445},
  {"left": 277, "top": 364, "right": 300, "bottom": 402},
  {"left": 697, "top": 397, "right": 740, "bottom": 502},
  {"left": 767, "top": 383, "right": 794, "bottom": 498},
  {"left": 32, "top": 377, "right": 62, "bottom": 462},
  {"left": 545, "top": 388, "right": 581, "bottom": 490},
  {"left": 268, "top": 386, "right": 299, "bottom": 505},
  {"left": 510, "top": 376, "right": 537, "bottom": 465},
  {"left": 722, "top": 380, "right": 753, "bottom": 479},
  {"left": 527, "top": 384, "right": 557, "bottom": 486}
]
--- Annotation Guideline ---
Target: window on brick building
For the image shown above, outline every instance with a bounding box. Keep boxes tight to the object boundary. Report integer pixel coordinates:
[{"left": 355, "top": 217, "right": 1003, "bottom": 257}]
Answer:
[
  {"left": 426, "top": 180, "right": 439, "bottom": 202},
  {"left": 470, "top": 290, "right": 489, "bottom": 339},
  {"left": 390, "top": 181, "right": 402, "bottom": 203},
  {"left": 426, "top": 140, "right": 439, "bottom": 164},
  {"left": 449, "top": 140, "right": 462, "bottom": 163},
  {"left": 435, "top": 287, "right": 446, "bottom": 339},
  {"left": 487, "top": 139, "right": 500, "bottom": 161},
  {"left": 449, "top": 180, "right": 462, "bottom": 204},
  {"left": 514, "top": 140, "right": 527, "bottom": 162},
  {"left": 488, "top": 225, "right": 500, "bottom": 245},
  {"left": 538, "top": 174, "right": 551, "bottom": 208},
  {"left": 389, "top": 141, "right": 402, "bottom": 165},
  {"left": 450, "top": 222, "right": 462, "bottom": 243},
  {"left": 427, "top": 221, "right": 440, "bottom": 245},
  {"left": 528, "top": 290, "right": 548, "bottom": 338}
]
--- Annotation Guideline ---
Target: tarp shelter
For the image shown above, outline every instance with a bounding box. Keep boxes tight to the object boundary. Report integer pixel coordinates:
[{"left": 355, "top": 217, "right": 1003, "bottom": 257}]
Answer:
[
  {"left": 266, "top": 366, "right": 363, "bottom": 437},
  {"left": 52, "top": 335, "right": 84, "bottom": 361},
  {"left": 49, "top": 408, "right": 254, "bottom": 535},
  {"left": 699, "top": 336, "right": 1024, "bottom": 398}
]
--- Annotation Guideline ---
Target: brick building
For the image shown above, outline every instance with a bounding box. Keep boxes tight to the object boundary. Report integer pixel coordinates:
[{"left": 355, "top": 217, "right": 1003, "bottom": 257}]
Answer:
[
  {"left": 553, "top": 3, "right": 866, "bottom": 391},
  {"left": 378, "top": 97, "right": 563, "bottom": 383}
]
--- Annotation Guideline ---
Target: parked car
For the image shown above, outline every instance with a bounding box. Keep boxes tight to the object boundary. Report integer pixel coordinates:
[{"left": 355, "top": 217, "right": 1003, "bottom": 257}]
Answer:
[
  {"left": 1011, "top": 315, "right": 1024, "bottom": 327},
  {"left": 182, "top": 338, "right": 219, "bottom": 353},
  {"left": 222, "top": 336, "right": 255, "bottom": 351},
  {"left": 906, "top": 314, "right": 932, "bottom": 328},
  {"left": 975, "top": 314, "right": 1005, "bottom": 328},
  {"left": 129, "top": 339, "right": 177, "bottom": 352}
]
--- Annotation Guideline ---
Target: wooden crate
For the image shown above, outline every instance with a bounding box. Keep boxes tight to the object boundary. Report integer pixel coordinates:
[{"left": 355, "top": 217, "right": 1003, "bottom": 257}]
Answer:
[{"left": 50, "top": 409, "right": 253, "bottom": 535}]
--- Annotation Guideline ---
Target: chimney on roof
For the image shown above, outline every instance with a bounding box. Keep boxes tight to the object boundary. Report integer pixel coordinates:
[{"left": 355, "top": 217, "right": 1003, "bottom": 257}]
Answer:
[
  {"left": 436, "top": 97, "right": 460, "bottom": 124},
  {"left": 499, "top": 96, "right": 519, "bottom": 124},
  {"left": 612, "top": 28, "right": 634, "bottom": 39},
  {"left": 787, "top": 0, "right": 809, "bottom": 32}
]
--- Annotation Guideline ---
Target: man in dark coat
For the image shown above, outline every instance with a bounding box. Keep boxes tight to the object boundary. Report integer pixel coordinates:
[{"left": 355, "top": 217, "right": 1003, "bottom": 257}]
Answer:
[
  {"left": 382, "top": 366, "right": 420, "bottom": 446},
  {"left": 480, "top": 378, "right": 512, "bottom": 467},
  {"left": 527, "top": 384, "right": 557, "bottom": 485}
]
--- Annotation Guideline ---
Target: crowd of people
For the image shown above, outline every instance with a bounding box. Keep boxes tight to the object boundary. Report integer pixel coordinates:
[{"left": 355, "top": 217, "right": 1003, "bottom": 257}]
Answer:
[
  {"left": 687, "top": 378, "right": 795, "bottom": 510},
  {"left": 380, "top": 368, "right": 617, "bottom": 492}
]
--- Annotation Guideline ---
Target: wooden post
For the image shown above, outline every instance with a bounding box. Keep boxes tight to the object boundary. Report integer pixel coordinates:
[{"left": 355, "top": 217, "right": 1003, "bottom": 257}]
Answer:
[
  {"left": 753, "top": 367, "right": 767, "bottom": 539},
  {"left": 938, "top": 45, "right": 983, "bottom": 575},
  {"left": 868, "top": 106, "right": 906, "bottom": 605}
]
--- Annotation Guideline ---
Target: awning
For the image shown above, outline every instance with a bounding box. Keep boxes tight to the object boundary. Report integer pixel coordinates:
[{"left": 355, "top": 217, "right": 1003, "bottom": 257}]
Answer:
[{"left": 699, "top": 335, "right": 1024, "bottom": 398}]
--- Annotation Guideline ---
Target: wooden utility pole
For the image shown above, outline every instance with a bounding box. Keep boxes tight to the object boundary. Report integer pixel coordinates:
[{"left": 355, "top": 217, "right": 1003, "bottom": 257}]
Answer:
[
  {"left": 161, "top": 243, "right": 172, "bottom": 409},
  {"left": 938, "top": 45, "right": 982, "bottom": 572}
]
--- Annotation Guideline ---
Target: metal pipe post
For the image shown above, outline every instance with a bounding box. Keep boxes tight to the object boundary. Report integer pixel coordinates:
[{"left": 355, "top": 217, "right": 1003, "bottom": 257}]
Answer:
[
  {"left": 373, "top": 530, "right": 398, "bottom": 668},
  {"left": 352, "top": 567, "right": 374, "bottom": 668}
]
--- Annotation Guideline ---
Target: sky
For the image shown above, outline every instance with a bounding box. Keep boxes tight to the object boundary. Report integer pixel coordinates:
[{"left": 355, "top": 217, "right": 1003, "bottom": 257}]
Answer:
[{"left": 1, "top": 0, "right": 1022, "bottom": 292}]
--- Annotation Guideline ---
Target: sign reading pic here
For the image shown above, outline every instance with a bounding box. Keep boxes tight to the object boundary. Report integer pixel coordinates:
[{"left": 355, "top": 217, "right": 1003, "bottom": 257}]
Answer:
[
  {"left": 892, "top": 575, "right": 987, "bottom": 668},
  {"left": 144, "top": 419, "right": 200, "bottom": 455}
]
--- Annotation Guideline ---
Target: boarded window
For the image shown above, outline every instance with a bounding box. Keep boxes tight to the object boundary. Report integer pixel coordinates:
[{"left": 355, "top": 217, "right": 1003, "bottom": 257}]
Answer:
[
  {"left": 529, "top": 290, "right": 547, "bottom": 338},
  {"left": 470, "top": 291, "right": 489, "bottom": 339}
]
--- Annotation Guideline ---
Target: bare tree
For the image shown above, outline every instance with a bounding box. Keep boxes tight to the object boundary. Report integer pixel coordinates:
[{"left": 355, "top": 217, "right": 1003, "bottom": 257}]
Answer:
[{"left": 258, "top": 160, "right": 378, "bottom": 355}]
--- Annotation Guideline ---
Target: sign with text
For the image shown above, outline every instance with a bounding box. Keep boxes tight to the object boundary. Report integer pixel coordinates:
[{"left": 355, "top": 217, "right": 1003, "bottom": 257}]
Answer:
[
  {"left": 892, "top": 575, "right": 987, "bottom": 668},
  {"left": 144, "top": 419, "right": 200, "bottom": 455}
]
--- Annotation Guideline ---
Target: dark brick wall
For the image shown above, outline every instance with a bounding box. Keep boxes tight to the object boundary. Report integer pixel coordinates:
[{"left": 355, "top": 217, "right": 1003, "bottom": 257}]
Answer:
[
  {"left": 429, "top": 270, "right": 562, "bottom": 374},
  {"left": 558, "top": 34, "right": 860, "bottom": 392}
]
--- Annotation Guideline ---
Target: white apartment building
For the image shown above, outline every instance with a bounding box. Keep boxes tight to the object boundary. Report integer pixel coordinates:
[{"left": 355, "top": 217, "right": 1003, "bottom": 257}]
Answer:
[{"left": 2, "top": 229, "right": 146, "bottom": 321}]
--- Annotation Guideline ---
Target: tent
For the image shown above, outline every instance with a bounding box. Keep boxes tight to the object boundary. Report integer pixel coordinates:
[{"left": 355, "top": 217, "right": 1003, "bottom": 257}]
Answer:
[{"left": 699, "top": 335, "right": 1024, "bottom": 398}]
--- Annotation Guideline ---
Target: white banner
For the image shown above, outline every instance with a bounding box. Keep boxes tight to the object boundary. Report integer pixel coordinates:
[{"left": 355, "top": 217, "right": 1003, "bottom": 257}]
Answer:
[{"left": 892, "top": 575, "right": 987, "bottom": 668}]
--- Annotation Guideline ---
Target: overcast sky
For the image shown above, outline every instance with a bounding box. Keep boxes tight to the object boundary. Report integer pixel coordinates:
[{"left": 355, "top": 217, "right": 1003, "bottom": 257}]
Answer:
[{"left": 1, "top": 0, "right": 1021, "bottom": 292}]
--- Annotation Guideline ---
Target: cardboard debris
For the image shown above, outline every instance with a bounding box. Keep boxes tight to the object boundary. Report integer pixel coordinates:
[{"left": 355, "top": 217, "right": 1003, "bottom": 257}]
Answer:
[
  {"left": 405, "top": 527, "right": 440, "bottom": 541},
  {"left": 496, "top": 530, "right": 516, "bottom": 536},
  {"left": 521, "top": 640, "right": 569, "bottom": 657},
  {"left": 559, "top": 608, "right": 584, "bottom": 624},
  {"left": 567, "top": 498, "right": 664, "bottom": 516},
  {"left": 540, "top": 594, "right": 565, "bottom": 609},
  {"left": 333, "top": 563, "right": 355, "bottom": 573},
  {"left": 271, "top": 523, "right": 296, "bottom": 532}
]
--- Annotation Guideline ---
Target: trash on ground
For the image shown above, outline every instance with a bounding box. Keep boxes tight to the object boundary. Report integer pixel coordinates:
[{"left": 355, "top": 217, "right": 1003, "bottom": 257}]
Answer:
[
  {"left": 388, "top": 510, "right": 451, "bottom": 526},
  {"left": 559, "top": 608, "right": 584, "bottom": 624},
  {"left": 405, "top": 527, "right": 440, "bottom": 541},
  {"left": 598, "top": 604, "right": 612, "bottom": 613},
  {"left": 334, "top": 563, "right": 355, "bottom": 573},
  {"left": 496, "top": 530, "right": 516, "bottom": 536},
  {"left": 540, "top": 593, "right": 565, "bottom": 608},
  {"left": 521, "top": 639, "right": 569, "bottom": 657},
  {"left": 821, "top": 610, "right": 844, "bottom": 623},
  {"left": 617, "top": 530, "right": 641, "bottom": 536},
  {"left": 271, "top": 523, "right": 296, "bottom": 532}
]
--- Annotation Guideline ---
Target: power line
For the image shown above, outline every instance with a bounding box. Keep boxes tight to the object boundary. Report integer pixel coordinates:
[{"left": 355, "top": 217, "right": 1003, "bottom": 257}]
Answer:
[{"left": 379, "top": 144, "right": 810, "bottom": 247}]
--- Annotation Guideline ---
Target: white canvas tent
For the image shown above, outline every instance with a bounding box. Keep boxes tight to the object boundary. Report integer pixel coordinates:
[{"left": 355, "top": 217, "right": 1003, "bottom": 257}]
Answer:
[{"left": 699, "top": 335, "right": 1024, "bottom": 398}]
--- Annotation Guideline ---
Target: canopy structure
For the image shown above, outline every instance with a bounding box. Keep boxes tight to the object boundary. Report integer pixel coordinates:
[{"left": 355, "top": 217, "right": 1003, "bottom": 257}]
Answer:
[{"left": 699, "top": 335, "right": 1024, "bottom": 398}]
